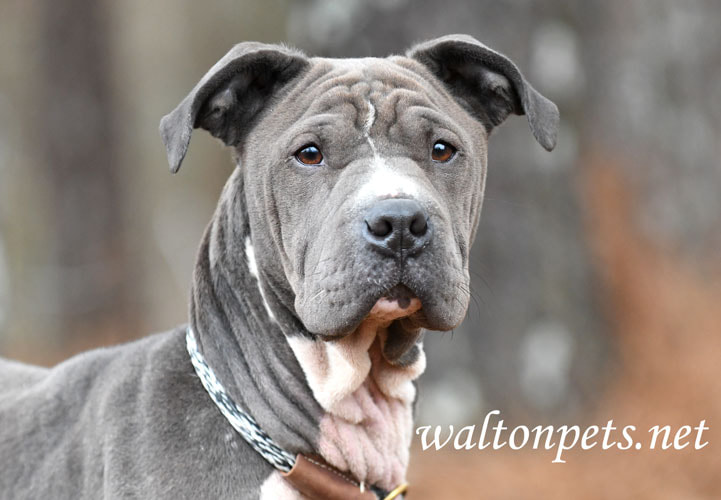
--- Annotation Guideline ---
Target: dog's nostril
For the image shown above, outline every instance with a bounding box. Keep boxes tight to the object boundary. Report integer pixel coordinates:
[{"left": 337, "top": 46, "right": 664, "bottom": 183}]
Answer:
[
  {"left": 366, "top": 218, "right": 393, "bottom": 238},
  {"left": 363, "top": 199, "right": 432, "bottom": 255},
  {"left": 409, "top": 214, "right": 428, "bottom": 237}
]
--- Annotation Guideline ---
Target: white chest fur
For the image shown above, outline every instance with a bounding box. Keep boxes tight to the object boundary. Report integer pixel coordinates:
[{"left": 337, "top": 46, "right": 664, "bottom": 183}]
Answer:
[{"left": 287, "top": 319, "right": 426, "bottom": 490}]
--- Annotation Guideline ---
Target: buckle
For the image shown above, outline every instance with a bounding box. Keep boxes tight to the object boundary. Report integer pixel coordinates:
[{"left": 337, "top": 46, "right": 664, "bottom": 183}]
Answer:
[{"left": 383, "top": 482, "right": 409, "bottom": 500}]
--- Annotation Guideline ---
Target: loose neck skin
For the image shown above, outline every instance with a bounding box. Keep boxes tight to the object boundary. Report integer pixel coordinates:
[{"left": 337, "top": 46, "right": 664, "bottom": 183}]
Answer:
[
  {"left": 188, "top": 167, "right": 425, "bottom": 490},
  {"left": 188, "top": 169, "right": 323, "bottom": 454}
]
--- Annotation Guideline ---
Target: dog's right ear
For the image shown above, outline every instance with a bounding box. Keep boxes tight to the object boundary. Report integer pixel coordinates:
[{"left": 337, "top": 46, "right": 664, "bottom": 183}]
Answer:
[
  {"left": 407, "top": 34, "right": 559, "bottom": 151},
  {"left": 159, "top": 43, "right": 309, "bottom": 173}
]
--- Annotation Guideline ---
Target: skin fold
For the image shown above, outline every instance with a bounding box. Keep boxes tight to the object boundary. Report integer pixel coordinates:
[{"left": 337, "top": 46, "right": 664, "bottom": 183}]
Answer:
[{"left": 0, "top": 35, "right": 557, "bottom": 499}]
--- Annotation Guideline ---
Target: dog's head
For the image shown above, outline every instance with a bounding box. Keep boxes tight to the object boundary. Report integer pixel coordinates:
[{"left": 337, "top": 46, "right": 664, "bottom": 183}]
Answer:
[{"left": 160, "top": 35, "right": 558, "bottom": 347}]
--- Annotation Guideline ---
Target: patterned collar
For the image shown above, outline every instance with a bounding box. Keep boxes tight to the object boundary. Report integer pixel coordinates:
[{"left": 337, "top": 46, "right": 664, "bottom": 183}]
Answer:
[{"left": 185, "top": 327, "right": 406, "bottom": 499}]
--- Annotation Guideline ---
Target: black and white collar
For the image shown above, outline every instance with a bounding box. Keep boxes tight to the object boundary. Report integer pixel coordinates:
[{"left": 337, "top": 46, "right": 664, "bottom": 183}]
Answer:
[{"left": 185, "top": 327, "right": 406, "bottom": 500}]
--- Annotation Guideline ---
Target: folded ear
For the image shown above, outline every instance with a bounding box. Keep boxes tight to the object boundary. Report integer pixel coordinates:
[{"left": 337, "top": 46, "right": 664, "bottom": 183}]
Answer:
[
  {"left": 407, "top": 34, "right": 559, "bottom": 151},
  {"left": 159, "top": 42, "right": 309, "bottom": 173}
]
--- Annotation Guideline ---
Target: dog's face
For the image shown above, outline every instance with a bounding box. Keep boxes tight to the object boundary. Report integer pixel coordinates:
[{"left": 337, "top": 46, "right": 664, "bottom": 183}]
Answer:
[
  {"left": 244, "top": 57, "right": 489, "bottom": 338},
  {"left": 160, "top": 35, "right": 558, "bottom": 341}
]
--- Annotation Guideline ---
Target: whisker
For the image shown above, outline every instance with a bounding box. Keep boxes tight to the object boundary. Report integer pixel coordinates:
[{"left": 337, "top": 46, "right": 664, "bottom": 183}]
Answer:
[{"left": 310, "top": 289, "right": 327, "bottom": 303}]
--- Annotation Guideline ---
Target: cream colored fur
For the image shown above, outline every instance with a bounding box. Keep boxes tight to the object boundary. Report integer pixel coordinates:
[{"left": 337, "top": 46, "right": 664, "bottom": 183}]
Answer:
[{"left": 286, "top": 300, "right": 426, "bottom": 490}]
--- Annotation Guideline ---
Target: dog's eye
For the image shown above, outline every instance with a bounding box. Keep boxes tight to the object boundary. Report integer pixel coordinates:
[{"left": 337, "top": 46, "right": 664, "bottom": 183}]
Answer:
[
  {"left": 295, "top": 145, "right": 324, "bottom": 166},
  {"left": 431, "top": 141, "right": 456, "bottom": 163}
]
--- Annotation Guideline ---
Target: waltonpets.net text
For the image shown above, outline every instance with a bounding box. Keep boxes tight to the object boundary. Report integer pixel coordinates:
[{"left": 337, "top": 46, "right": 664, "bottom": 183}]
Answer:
[{"left": 415, "top": 410, "right": 709, "bottom": 463}]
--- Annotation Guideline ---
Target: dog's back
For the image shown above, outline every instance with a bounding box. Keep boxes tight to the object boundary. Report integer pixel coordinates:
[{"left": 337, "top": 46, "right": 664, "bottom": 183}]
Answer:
[{"left": 0, "top": 359, "right": 48, "bottom": 394}]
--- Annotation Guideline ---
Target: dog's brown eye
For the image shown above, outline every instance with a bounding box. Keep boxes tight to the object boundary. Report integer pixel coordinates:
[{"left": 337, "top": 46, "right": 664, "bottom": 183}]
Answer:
[
  {"left": 431, "top": 141, "right": 456, "bottom": 163},
  {"left": 295, "top": 145, "right": 323, "bottom": 165}
]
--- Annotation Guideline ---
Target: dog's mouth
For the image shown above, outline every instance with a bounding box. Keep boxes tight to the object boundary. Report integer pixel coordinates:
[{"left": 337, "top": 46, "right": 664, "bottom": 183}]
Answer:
[
  {"left": 351, "top": 284, "right": 426, "bottom": 366},
  {"left": 366, "top": 284, "right": 422, "bottom": 323}
]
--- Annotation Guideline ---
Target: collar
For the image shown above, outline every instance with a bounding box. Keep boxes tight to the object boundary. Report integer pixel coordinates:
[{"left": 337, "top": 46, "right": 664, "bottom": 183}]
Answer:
[{"left": 186, "top": 327, "right": 408, "bottom": 499}]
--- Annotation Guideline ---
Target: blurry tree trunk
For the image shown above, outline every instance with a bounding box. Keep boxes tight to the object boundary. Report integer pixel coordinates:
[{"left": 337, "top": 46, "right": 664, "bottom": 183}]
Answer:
[{"left": 36, "top": 0, "right": 134, "bottom": 344}]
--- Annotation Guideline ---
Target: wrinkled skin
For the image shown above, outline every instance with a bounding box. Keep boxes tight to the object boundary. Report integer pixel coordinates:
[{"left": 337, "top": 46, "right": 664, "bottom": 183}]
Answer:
[
  {"left": 161, "top": 36, "right": 558, "bottom": 355},
  {"left": 247, "top": 58, "right": 486, "bottom": 338},
  {"left": 0, "top": 36, "right": 558, "bottom": 500}
]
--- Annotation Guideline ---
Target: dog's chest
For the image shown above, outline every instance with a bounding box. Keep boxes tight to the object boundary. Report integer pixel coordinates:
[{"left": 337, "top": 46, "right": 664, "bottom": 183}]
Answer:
[{"left": 286, "top": 322, "right": 426, "bottom": 491}]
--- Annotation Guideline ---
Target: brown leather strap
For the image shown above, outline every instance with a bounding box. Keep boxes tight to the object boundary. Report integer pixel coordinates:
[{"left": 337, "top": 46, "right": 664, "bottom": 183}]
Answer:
[{"left": 282, "top": 454, "right": 380, "bottom": 500}]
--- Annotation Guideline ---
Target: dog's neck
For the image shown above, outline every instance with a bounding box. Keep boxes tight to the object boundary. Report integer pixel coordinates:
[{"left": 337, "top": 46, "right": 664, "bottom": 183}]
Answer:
[
  {"left": 189, "top": 171, "right": 322, "bottom": 454},
  {"left": 189, "top": 170, "right": 425, "bottom": 490}
]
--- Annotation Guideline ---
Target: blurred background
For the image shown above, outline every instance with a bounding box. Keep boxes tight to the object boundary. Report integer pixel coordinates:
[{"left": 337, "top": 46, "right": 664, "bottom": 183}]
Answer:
[{"left": 0, "top": 0, "right": 719, "bottom": 498}]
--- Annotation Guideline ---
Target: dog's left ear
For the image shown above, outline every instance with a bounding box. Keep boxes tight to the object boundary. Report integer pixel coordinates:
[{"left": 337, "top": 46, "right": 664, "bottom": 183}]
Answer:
[
  {"left": 407, "top": 34, "right": 559, "bottom": 151},
  {"left": 160, "top": 42, "right": 309, "bottom": 173}
]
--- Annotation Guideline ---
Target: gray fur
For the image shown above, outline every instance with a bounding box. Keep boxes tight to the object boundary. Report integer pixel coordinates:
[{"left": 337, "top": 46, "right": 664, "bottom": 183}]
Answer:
[{"left": 0, "top": 35, "right": 558, "bottom": 498}]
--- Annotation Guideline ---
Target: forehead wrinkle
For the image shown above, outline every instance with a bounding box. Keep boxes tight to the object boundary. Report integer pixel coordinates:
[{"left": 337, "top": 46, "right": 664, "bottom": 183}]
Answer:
[
  {"left": 292, "top": 57, "right": 431, "bottom": 114},
  {"left": 279, "top": 112, "right": 347, "bottom": 150},
  {"left": 299, "top": 86, "right": 375, "bottom": 134},
  {"left": 384, "top": 87, "right": 448, "bottom": 123},
  {"left": 369, "top": 84, "right": 455, "bottom": 141},
  {"left": 307, "top": 65, "right": 376, "bottom": 100},
  {"left": 303, "top": 59, "right": 441, "bottom": 137},
  {"left": 403, "top": 105, "right": 467, "bottom": 136},
  {"left": 388, "top": 55, "right": 461, "bottom": 100}
]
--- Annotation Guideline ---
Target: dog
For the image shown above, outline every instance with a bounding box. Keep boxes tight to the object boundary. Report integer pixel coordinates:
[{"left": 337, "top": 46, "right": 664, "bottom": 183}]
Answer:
[{"left": 0, "top": 35, "right": 558, "bottom": 499}]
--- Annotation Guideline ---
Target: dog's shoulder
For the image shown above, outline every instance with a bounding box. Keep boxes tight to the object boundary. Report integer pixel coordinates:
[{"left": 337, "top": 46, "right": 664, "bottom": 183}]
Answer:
[
  {"left": 0, "top": 328, "right": 187, "bottom": 403},
  {"left": 1, "top": 328, "right": 270, "bottom": 498},
  {"left": 0, "top": 327, "right": 217, "bottom": 498}
]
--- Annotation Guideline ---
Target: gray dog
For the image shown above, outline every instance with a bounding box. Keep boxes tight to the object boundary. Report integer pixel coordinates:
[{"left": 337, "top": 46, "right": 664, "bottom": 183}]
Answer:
[{"left": 0, "top": 35, "right": 558, "bottom": 499}]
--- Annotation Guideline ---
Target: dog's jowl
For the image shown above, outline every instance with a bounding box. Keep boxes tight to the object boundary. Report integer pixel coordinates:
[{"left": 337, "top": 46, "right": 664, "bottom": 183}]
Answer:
[{"left": 0, "top": 35, "right": 558, "bottom": 499}]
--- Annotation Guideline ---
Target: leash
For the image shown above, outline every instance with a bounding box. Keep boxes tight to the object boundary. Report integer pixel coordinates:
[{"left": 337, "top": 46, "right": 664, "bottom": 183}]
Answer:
[{"left": 186, "top": 327, "right": 408, "bottom": 499}]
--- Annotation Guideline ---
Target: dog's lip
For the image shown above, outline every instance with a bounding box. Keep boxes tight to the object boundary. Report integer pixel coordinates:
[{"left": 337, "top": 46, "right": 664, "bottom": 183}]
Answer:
[
  {"left": 365, "top": 284, "right": 422, "bottom": 323},
  {"left": 310, "top": 285, "right": 423, "bottom": 340},
  {"left": 367, "top": 296, "right": 423, "bottom": 323}
]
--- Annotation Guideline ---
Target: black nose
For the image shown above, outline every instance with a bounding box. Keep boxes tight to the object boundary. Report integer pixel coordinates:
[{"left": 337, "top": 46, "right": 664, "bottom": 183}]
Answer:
[{"left": 364, "top": 199, "right": 431, "bottom": 256}]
